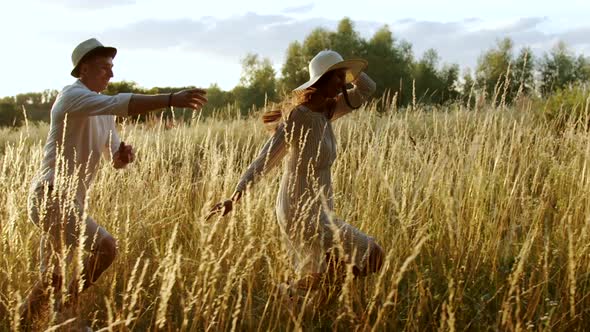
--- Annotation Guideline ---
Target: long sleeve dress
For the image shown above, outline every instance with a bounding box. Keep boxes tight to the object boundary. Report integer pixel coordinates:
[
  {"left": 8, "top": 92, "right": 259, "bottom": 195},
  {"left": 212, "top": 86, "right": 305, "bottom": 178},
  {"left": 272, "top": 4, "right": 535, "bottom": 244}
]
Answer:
[{"left": 235, "top": 73, "right": 378, "bottom": 275}]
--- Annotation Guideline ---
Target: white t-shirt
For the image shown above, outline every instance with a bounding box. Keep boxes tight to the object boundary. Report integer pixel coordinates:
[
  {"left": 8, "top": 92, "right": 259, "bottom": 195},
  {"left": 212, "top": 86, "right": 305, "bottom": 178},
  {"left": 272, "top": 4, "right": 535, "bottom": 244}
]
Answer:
[{"left": 31, "top": 80, "right": 133, "bottom": 205}]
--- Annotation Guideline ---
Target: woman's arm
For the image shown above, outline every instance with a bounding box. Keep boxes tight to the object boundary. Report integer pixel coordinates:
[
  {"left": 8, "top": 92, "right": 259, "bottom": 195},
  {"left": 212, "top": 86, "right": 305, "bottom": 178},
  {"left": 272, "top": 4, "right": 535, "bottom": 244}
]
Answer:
[
  {"left": 234, "top": 122, "right": 289, "bottom": 195},
  {"left": 331, "top": 72, "right": 377, "bottom": 121},
  {"left": 207, "top": 122, "right": 289, "bottom": 219}
]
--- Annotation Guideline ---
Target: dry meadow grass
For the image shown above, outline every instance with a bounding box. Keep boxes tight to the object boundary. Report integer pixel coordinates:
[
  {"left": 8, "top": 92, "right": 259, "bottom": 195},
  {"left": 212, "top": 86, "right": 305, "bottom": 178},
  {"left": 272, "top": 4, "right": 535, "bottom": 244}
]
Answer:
[{"left": 1, "top": 98, "right": 590, "bottom": 331}]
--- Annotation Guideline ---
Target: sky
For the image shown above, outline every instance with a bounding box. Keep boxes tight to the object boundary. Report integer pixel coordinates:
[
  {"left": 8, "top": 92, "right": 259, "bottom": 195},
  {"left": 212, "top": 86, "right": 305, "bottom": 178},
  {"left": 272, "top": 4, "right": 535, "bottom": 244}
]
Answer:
[{"left": 1, "top": 0, "right": 589, "bottom": 97}]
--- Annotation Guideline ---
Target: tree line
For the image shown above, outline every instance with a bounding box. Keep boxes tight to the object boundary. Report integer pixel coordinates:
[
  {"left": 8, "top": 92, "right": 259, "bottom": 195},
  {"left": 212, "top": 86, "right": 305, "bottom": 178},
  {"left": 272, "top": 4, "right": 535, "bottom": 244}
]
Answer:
[{"left": 1, "top": 18, "right": 589, "bottom": 127}]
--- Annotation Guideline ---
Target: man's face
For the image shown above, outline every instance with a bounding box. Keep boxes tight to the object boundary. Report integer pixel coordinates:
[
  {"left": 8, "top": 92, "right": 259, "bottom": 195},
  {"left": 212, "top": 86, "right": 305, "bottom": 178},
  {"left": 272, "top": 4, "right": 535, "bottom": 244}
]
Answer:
[{"left": 79, "top": 56, "right": 114, "bottom": 92}]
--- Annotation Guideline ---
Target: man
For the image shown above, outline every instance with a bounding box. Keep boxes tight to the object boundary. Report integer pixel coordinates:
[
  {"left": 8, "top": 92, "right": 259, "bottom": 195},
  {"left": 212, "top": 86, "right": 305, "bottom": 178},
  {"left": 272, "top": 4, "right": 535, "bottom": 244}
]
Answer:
[{"left": 19, "top": 38, "right": 207, "bottom": 328}]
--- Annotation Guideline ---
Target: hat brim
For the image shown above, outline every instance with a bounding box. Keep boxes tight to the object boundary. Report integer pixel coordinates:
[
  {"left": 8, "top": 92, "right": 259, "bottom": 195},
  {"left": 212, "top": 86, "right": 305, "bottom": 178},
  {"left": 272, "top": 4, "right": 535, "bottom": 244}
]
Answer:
[
  {"left": 293, "top": 58, "right": 368, "bottom": 92},
  {"left": 71, "top": 46, "right": 117, "bottom": 77}
]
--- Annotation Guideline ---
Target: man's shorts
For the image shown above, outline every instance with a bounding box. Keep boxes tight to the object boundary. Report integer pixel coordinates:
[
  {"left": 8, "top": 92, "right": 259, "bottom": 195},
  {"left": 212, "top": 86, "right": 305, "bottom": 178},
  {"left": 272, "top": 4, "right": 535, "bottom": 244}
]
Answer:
[{"left": 27, "top": 184, "right": 112, "bottom": 273}]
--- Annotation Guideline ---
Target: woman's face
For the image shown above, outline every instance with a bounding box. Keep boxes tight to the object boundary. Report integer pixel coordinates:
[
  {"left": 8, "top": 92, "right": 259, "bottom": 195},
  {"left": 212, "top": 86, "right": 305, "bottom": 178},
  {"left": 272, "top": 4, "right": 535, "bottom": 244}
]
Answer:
[{"left": 318, "top": 69, "right": 347, "bottom": 98}]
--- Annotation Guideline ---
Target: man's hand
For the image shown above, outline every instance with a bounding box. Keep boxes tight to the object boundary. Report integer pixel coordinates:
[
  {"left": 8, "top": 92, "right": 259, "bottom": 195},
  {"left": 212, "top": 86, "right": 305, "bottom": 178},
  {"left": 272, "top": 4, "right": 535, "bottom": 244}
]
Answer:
[
  {"left": 171, "top": 88, "right": 208, "bottom": 109},
  {"left": 113, "top": 141, "right": 135, "bottom": 169}
]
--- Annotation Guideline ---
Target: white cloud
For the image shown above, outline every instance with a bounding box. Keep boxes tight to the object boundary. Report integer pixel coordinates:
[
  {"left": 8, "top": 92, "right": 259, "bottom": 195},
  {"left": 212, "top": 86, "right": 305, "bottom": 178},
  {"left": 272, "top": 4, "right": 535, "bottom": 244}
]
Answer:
[
  {"left": 558, "top": 27, "right": 590, "bottom": 46},
  {"left": 281, "top": 3, "right": 314, "bottom": 14},
  {"left": 365, "top": 17, "right": 587, "bottom": 70},
  {"left": 43, "top": 0, "right": 136, "bottom": 9},
  {"left": 80, "top": 14, "right": 589, "bottom": 71},
  {"left": 88, "top": 13, "right": 326, "bottom": 63},
  {"left": 5, "top": 12, "right": 589, "bottom": 97}
]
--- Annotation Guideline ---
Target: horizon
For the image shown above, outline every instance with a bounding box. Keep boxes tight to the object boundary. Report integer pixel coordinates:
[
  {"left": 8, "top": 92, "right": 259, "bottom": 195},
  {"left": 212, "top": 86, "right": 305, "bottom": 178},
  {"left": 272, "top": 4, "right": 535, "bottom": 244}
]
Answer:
[{"left": 1, "top": 0, "right": 589, "bottom": 97}]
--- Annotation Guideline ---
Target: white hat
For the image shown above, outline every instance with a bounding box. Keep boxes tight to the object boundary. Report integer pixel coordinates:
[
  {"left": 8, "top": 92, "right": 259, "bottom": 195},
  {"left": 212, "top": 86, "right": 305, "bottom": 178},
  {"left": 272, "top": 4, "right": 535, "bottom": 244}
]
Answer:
[
  {"left": 70, "top": 38, "right": 117, "bottom": 77},
  {"left": 293, "top": 50, "right": 367, "bottom": 92}
]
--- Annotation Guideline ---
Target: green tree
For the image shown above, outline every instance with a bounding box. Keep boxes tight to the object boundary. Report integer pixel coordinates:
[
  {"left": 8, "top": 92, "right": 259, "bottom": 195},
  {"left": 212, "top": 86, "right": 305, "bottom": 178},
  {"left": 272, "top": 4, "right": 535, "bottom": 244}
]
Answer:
[
  {"left": 365, "top": 25, "right": 413, "bottom": 106},
  {"left": 475, "top": 37, "right": 516, "bottom": 104},
  {"left": 280, "top": 20, "right": 421, "bottom": 108},
  {"left": 301, "top": 28, "right": 332, "bottom": 60},
  {"left": 411, "top": 50, "right": 460, "bottom": 105},
  {"left": 200, "top": 83, "right": 235, "bottom": 117},
  {"left": 513, "top": 47, "right": 535, "bottom": 96},
  {"left": 14, "top": 90, "right": 57, "bottom": 123},
  {"left": 15, "top": 93, "right": 39, "bottom": 105},
  {"left": 412, "top": 49, "right": 442, "bottom": 104},
  {"left": 538, "top": 41, "right": 579, "bottom": 96},
  {"left": 105, "top": 81, "right": 139, "bottom": 95},
  {"left": 573, "top": 55, "right": 590, "bottom": 83},
  {"left": 0, "top": 102, "right": 21, "bottom": 127},
  {"left": 438, "top": 64, "right": 460, "bottom": 104},
  {"left": 233, "top": 53, "right": 278, "bottom": 114},
  {"left": 279, "top": 41, "right": 309, "bottom": 94},
  {"left": 41, "top": 89, "right": 59, "bottom": 104},
  {"left": 460, "top": 68, "right": 476, "bottom": 106},
  {"left": 330, "top": 17, "right": 363, "bottom": 59},
  {"left": 280, "top": 19, "right": 364, "bottom": 95},
  {"left": 280, "top": 18, "right": 366, "bottom": 95},
  {"left": 279, "top": 27, "right": 332, "bottom": 96}
]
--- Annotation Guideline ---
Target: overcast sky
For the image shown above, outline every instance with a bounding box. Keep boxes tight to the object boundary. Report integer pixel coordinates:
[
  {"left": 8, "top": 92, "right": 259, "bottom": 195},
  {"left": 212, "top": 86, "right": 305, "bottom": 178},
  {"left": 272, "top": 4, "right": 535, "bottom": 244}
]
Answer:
[{"left": 1, "top": 0, "right": 589, "bottom": 97}]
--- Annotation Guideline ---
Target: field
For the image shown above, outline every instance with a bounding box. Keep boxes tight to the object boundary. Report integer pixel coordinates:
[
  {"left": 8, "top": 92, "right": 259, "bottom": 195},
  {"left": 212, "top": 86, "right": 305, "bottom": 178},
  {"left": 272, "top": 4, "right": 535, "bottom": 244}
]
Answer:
[{"left": 1, "top": 99, "right": 590, "bottom": 331}]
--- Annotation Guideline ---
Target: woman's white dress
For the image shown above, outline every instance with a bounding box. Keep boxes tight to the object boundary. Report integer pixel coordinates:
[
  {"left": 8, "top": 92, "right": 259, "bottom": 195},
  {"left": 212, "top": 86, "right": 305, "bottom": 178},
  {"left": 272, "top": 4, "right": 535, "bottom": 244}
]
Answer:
[{"left": 236, "top": 73, "right": 378, "bottom": 275}]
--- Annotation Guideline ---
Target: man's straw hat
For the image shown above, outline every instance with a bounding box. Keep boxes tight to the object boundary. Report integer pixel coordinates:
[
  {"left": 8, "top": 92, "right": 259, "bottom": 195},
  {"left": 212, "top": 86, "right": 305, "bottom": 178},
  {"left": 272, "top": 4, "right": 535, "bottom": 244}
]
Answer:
[
  {"left": 70, "top": 38, "right": 117, "bottom": 77},
  {"left": 293, "top": 50, "right": 367, "bottom": 92}
]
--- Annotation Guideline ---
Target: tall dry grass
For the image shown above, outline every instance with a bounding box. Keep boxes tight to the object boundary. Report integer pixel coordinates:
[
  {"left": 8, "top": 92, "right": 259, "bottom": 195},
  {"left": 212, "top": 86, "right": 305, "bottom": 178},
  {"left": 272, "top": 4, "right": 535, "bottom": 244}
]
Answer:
[{"left": 1, "top": 97, "right": 590, "bottom": 331}]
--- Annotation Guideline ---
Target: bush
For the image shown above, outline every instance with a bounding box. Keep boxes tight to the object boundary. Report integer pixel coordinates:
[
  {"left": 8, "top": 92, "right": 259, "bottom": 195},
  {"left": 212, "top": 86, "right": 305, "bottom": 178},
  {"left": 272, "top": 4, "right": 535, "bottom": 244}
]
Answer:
[{"left": 541, "top": 84, "right": 590, "bottom": 129}]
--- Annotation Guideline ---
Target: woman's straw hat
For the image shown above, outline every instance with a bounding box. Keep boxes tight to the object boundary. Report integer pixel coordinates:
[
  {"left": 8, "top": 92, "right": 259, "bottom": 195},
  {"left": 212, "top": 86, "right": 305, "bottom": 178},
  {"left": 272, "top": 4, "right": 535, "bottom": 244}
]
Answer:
[{"left": 293, "top": 50, "right": 367, "bottom": 92}]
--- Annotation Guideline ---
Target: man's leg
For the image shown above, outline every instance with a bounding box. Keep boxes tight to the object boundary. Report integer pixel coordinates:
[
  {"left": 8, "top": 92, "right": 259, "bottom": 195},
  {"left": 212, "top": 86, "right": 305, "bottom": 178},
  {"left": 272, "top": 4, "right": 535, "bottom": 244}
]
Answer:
[
  {"left": 19, "top": 276, "right": 62, "bottom": 329},
  {"left": 20, "top": 189, "right": 65, "bottom": 327},
  {"left": 65, "top": 217, "right": 118, "bottom": 307},
  {"left": 20, "top": 192, "right": 117, "bottom": 325},
  {"left": 69, "top": 228, "right": 117, "bottom": 297},
  {"left": 19, "top": 233, "right": 118, "bottom": 325}
]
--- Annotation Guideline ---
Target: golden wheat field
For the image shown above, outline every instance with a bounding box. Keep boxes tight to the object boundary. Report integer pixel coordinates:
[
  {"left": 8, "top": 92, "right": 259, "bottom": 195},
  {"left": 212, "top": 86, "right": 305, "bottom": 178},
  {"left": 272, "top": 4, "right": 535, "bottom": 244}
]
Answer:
[{"left": 1, "top": 99, "right": 590, "bottom": 331}]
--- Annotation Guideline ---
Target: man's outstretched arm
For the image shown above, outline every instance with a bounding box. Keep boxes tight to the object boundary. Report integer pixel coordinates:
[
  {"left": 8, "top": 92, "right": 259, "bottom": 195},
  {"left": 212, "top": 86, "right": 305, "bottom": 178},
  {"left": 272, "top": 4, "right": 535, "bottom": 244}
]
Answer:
[{"left": 127, "top": 88, "right": 207, "bottom": 116}]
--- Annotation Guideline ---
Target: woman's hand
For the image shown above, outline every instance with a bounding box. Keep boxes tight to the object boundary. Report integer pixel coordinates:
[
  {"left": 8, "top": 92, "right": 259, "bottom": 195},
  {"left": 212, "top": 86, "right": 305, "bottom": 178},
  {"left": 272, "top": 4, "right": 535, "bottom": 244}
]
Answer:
[{"left": 206, "top": 191, "right": 242, "bottom": 221}]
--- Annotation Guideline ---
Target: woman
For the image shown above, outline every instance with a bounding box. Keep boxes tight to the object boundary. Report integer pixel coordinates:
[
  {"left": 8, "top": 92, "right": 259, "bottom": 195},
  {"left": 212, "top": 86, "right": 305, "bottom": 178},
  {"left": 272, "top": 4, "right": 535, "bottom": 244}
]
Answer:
[{"left": 209, "top": 50, "right": 384, "bottom": 297}]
